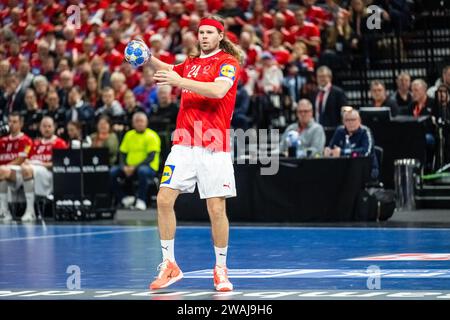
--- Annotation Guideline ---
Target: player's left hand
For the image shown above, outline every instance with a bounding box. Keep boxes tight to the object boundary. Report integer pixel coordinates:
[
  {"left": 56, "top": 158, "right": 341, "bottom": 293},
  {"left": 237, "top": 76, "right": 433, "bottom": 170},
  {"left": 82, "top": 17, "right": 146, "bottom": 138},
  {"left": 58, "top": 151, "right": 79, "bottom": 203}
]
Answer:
[{"left": 153, "top": 70, "right": 182, "bottom": 86}]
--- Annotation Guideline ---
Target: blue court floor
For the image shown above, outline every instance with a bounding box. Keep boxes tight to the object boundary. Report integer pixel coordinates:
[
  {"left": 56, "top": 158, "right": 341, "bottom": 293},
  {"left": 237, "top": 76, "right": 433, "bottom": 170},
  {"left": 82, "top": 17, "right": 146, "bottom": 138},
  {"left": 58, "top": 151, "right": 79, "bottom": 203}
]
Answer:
[{"left": 2, "top": 224, "right": 450, "bottom": 299}]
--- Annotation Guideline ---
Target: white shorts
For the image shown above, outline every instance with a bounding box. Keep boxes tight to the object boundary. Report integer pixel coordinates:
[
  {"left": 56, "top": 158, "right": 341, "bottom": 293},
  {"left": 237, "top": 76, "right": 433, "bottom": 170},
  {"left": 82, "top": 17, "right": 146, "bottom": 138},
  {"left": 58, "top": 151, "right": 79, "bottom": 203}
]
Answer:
[
  {"left": 7, "top": 165, "right": 23, "bottom": 191},
  {"left": 31, "top": 165, "right": 53, "bottom": 196},
  {"left": 160, "top": 145, "right": 236, "bottom": 199}
]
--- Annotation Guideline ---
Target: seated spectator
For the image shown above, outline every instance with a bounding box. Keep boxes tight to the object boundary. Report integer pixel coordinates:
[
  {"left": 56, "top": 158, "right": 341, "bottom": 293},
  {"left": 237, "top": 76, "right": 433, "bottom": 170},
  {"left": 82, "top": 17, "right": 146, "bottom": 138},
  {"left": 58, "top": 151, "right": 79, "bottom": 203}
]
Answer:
[
  {"left": 95, "top": 87, "right": 125, "bottom": 122},
  {"left": 310, "top": 66, "right": 348, "bottom": 128},
  {"left": 280, "top": 99, "right": 326, "bottom": 158},
  {"left": 427, "top": 65, "right": 450, "bottom": 98},
  {"left": 217, "top": 0, "right": 247, "bottom": 37},
  {"left": 17, "top": 117, "right": 68, "bottom": 222},
  {"left": 21, "top": 88, "right": 43, "bottom": 138},
  {"left": 120, "top": 62, "right": 142, "bottom": 90},
  {"left": 110, "top": 112, "right": 161, "bottom": 211},
  {"left": 148, "top": 85, "right": 179, "bottom": 132},
  {"left": 324, "top": 109, "right": 379, "bottom": 180},
  {"left": 268, "top": 30, "right": 291, "bottom": 66},
  {"left": 409, "top": 79, "right": 437, "bottom": 118},
  {"left": 366, "top": 80, "right": 399, "bottom": 117},
  {"left": 117, "top": 90, "right": 148, "bottom": 133},
  {"left": 85, "top": 75, "right": 103, "bottom": 109},
  {"left": 2, "top": 72, "right": 27, "bottom": 113},
  {"left": 289, "top": 41, "right": 314, "bottom": 76},
  {"left": 133, "top": 66, "right": 158, "bottom": 112},
  {"left": 90, "top": 116, "right": 119, "bottom": 166},
  {"left": 409, "top": 79, "right": 438, "bottom": 172},
  {"left": 149, "top": 33, "right": 175, "bottom": 65},
  {"left": 290, "top": 8, "right": 321, "bottom": 56},
  {"left": 66, "top": 86, "right": 95, "bottom": 134},
  {"left": 231, "top": 81, "right": 251, "bottom": 130},
  {"left": 32, "top": 75, "right": 49, "bottom": 109},
  {"left": 389, "top": 72, "right": 412, "bottom": 111},
  {"left": 42, "top": 90, "right": 66, "bottom": 135},
  {"left": 0, "top": 112, "right": 33, "bottom": 222},
  {"left": 320, "top": 11, "right": 352, "bottom": 69},
  {"left": 66, "top": 120, "right": 92, "bottom": 149},
  {"left": 110, "top": 71, "right": 128, "bottom": 106},
  {"left": 57, "top": 70, "right": 75, "bottom": 109},
  {"left": 282, "top": 63, "right": 307, "bottom": 110},
  {"left": 91, "top": 55, "right": 112, "bottom": 90}
]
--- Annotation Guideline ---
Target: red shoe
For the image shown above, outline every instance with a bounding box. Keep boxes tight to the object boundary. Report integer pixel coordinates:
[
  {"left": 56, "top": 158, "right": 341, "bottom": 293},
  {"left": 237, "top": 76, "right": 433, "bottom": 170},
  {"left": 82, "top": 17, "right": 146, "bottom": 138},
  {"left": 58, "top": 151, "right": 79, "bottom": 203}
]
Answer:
[
  {"left": 214, "top": 265, "right": 233, "bottom": 292},
  {"left": 149, "top": 260, "right": 183, "bottom": 290}
]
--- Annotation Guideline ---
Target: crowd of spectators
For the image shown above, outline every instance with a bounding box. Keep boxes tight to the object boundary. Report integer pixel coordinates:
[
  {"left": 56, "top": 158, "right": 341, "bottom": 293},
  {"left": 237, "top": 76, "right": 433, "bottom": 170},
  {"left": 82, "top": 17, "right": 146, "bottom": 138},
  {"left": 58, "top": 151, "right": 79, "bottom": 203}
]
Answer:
[{"left": 0, "top": 0, "right": 449, "bottom": 215}]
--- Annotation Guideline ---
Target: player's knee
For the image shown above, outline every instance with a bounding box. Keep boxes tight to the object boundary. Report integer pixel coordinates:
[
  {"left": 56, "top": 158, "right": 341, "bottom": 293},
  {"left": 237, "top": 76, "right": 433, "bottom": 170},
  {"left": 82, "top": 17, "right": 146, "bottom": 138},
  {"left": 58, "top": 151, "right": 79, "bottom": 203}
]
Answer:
[
  {"left": 0, "top": 166, "right": 10, "bottom": 180},
  {"left": 157, "top": 190, "right": 175, "bottom": 211},
  {"left": 21, "top": 165, "right": 33, "bottom": 179},
  {"left": 207, "top": 203, "right": 227, "bottom": 220}
]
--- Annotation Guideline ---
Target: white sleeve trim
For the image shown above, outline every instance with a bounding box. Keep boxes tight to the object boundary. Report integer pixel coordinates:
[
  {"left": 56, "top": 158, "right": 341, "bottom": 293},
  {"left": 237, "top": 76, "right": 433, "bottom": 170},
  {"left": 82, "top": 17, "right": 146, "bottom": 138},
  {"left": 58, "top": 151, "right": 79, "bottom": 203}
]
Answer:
[{"left": 215, "top": 77, "right": 234, "bottom": 86}]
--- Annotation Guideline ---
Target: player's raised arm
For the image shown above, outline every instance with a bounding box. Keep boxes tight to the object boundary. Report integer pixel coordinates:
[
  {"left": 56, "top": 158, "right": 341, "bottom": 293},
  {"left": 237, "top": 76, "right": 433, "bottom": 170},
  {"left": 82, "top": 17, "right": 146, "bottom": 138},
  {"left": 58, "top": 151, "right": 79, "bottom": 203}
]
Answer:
[
  {"left": 153, "top": 70, "right": 233, "bottom": 99},
  {"left": 148, "top": 55, "right": 173, "bottom": 72}
]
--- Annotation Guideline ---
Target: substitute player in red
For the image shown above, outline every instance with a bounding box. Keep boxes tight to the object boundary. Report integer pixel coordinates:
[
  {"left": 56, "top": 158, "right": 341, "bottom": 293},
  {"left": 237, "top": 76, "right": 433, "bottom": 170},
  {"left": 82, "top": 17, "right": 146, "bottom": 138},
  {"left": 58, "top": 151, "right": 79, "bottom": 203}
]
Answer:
[
  {"left": 18, "top": 117, "right": 68, "bottom": 222},
  {"left": 0, "top": 112, "right": 33, "bottom": 222},
  {"left": 147, "top": 16, "right": 241, "bottom": 291}
]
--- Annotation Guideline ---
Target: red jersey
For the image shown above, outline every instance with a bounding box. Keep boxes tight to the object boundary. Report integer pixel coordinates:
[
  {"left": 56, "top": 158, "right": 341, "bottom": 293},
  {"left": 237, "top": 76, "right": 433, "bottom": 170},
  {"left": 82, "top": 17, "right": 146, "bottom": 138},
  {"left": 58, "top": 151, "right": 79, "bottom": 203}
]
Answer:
[
  {"left": 0, "top": 133, "right": 33, "bottom": 165},
  {"left": 28, "top": 136, "right": 68, "bottom": 163},
  {"left": 172, "top": 50, "right": 240, "bottom": 152}
]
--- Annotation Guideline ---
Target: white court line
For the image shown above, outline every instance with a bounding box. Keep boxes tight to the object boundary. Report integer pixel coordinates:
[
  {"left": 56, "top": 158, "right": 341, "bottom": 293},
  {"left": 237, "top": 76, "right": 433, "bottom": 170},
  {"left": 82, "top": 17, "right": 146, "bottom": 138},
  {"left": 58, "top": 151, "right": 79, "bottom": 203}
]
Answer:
[{"left": 0, "top": 227, "right": 157, "bottom": 242}]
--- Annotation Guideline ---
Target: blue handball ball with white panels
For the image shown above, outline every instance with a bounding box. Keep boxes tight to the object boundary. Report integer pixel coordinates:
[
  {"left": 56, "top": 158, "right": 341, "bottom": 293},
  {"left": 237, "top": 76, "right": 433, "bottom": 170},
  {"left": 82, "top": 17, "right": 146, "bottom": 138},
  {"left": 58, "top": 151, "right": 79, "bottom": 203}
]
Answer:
[
  {"left": 286, "top": 130, "right": 300, "bottom": 148},
  {"left": 124, "top": 40, "right": 151, "bottom": 67}
]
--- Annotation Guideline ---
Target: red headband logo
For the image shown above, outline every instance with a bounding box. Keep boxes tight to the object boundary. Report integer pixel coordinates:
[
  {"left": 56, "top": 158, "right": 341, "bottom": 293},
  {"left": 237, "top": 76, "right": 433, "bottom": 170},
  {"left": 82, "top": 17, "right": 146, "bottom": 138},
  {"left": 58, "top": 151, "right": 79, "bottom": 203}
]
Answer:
[{"left": 198, "top": 18, "right": 224, "bottom": 32}]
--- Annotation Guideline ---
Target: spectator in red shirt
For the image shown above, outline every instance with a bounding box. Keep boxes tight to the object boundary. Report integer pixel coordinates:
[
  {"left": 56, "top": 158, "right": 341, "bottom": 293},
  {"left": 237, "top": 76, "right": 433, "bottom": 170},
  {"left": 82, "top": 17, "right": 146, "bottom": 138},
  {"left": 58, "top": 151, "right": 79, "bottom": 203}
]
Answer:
[
  {"left": 7, "top": 7, "right": 27, "bottom": 37},
  {"left": 110, "top": 71, "right": 128, "bottom": 107},
  {"left": 289, "top": 41, "right": 315, "bottom": 75},
  {"left": 30, "top": 40, "right": 51, "bottom": 75},
  {"left": 303, "top": 0, "right": 328, "bottom": 29},
  {"left": 274, "top": 0, "right": 296, "bottom": 28},
  {"left": 290, "top": 8, "right": 321, "bottom": 56},
  {"left": 194, "top": 0, "right": 211, "bottom": 19},
  {"left": 239, "top": 30, "right": 262, "bottom": 68},
  {"left": 264, "top": 12, "right": 294, "bottom": 48},
  {"left": 89, "top": 19, "right": 106, "bottom": 55},
  {"left": 101, "top": 36, "right": 125, "bottom": 72},
  {"left": 120, "top": 62, "right": 142, "bottom": 90},
  {"left": 268, "top": 30, "right": 291, "bottom": 67},
  {"left": 148, "top": 1, "right": 169, "bottom": 31},
  {"left": 63, "top": 25, "right": 83, "bottom": 56},
  {"left": 7, "top": 40, "right": 25, "bottom": 71},
  {"left": 247, "top": 0, "right": 274, "bottom": 33},
  {"left": 78, "top": 7, "right": 92, "bottom": 38},
  {"left": 21, "top": 25, "right": 38, "bottom": 59},
  {"left": 149, "top": 34, "right": 175, "bottom": 65}
]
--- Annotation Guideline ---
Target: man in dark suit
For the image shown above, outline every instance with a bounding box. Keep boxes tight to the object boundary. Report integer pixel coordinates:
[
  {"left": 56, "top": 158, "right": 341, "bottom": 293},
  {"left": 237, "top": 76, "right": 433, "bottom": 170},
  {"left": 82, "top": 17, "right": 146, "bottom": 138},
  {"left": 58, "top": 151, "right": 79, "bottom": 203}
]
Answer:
[
  {"left": 310, "top": 66, "right": 347, "bottom": 128},
  {"left": 1, "top": 73, "right": 28, "bottom": 114}
]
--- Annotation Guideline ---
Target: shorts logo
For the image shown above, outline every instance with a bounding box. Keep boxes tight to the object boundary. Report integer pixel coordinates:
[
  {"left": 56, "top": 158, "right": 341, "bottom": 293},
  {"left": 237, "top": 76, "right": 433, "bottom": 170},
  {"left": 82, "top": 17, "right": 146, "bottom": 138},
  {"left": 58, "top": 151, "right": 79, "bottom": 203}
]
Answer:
[
  {"left": 219, "top": 64, "right": 236, "bottom": 80},
  {"left": 161, "top": 165, "right": 175, "bottom": 184}
]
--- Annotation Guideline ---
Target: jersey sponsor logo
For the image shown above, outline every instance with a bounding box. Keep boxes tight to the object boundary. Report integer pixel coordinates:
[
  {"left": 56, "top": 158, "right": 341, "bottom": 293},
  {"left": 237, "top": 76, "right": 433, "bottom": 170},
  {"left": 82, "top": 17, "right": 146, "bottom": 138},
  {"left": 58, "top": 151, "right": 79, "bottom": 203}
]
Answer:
[
  {"left": 161, "top": 165, "right": 175, "bottom": 184},
  {"left": 219, "top": 64, "right": 236, "bottom": 80},
  {"left": 348, "top": 253, "right": 450, "bottom": 261}
]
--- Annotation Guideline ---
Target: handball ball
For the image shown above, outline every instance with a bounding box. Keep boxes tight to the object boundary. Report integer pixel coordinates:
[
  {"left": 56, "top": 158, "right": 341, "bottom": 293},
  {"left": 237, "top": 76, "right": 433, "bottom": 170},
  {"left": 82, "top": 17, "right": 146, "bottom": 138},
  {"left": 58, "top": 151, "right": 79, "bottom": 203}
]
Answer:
[
  {"left": 124, "top": 40, "right": 151, "bottom": 67},
  {"left": 286, "top": 130, "right": 300, "bottom": 147}
]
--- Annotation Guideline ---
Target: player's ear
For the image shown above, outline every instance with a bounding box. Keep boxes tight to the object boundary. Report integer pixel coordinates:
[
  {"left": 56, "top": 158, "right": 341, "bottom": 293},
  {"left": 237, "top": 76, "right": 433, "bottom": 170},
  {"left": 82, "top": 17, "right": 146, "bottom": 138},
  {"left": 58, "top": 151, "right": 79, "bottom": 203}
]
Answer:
[{"left": 219, "top": 32, "right": 224, "bottom": 41}]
